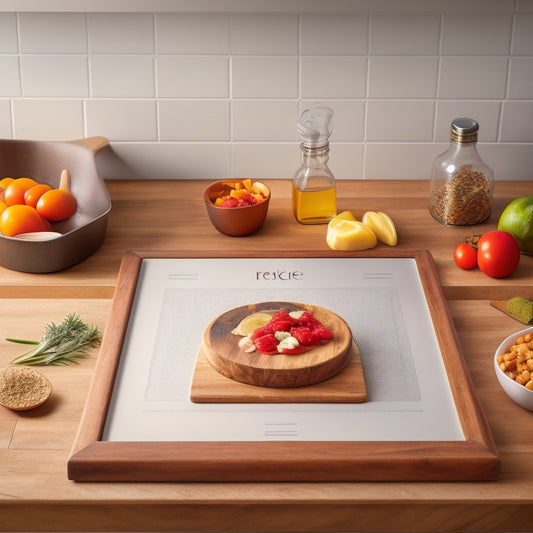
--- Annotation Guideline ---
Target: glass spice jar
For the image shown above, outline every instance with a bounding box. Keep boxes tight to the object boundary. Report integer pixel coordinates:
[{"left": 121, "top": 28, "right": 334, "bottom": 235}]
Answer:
[{"left": 429, "top": 118, "right": 494, "bottom": 226}]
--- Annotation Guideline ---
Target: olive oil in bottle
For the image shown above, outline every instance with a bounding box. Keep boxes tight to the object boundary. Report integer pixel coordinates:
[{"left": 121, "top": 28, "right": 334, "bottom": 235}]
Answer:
[
  {"left": 293, "top": 104, "right": 337, "bottom": 224},
  {"left": 292, "top": 144, "right": 337, "bottom": 224}
]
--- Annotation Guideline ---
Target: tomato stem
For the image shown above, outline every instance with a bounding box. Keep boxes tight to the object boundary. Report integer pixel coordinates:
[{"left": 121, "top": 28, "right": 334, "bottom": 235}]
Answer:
[{"left": 465, "top": 231, "right": 482, "bottom": 249}]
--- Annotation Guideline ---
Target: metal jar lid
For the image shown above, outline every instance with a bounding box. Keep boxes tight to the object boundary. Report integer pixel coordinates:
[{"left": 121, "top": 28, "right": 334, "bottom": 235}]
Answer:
[{"left": 450, "top": 117, "right": 479, "bottom": 143}]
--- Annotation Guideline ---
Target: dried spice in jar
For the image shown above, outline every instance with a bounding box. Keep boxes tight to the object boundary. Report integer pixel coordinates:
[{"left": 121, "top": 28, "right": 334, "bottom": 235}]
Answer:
[{"left": 429, "top": 118, "right": 493, "bottom": 226}]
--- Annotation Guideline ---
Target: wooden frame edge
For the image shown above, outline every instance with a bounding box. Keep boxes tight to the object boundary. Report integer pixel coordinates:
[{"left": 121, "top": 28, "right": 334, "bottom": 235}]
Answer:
[{"left": 68, "top": 249, "right": 500, "bottom": 482}]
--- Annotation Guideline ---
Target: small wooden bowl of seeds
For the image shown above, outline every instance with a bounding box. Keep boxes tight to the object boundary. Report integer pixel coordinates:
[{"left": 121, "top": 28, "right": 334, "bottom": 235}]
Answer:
[{"left": 0, "top": 366, "right": 52, "bottom": 411}]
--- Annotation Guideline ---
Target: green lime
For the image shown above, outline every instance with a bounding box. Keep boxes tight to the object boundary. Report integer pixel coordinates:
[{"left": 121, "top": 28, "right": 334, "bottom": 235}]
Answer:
[{"left": 498, "top": 196, "right": 533, "bottom": 255}]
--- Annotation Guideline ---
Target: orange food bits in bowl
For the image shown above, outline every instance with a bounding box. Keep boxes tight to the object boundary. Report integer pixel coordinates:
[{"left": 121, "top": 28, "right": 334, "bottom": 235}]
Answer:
[
  {"left": 211, "top": 179, "right": 270, "bottom": 208},
  {"left": 204, "top": 179, "right": 271, "bottom": 237}
]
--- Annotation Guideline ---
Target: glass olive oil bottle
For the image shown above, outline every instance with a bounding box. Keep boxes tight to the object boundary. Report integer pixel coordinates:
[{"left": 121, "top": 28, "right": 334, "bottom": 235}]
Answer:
[{"left": 293, "top": 103, "right": 337, "bottom": 224}]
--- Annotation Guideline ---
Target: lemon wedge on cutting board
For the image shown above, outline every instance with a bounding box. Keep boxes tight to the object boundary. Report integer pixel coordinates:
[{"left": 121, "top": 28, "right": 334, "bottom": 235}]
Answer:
[{"left": 326, "top": 218, "right": 377, "bottom": 251}]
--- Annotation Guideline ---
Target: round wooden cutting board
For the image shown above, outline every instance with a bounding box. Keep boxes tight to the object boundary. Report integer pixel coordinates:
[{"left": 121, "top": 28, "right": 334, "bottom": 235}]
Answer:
[{"left": 201, "top": 301, "right": 353, "bottom": 388}]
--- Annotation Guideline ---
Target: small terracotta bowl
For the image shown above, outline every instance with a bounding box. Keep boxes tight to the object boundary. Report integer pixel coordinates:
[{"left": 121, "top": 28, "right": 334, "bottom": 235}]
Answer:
[
  {"left": 494, "top": 326, "right": 533, "bottom": 411},
  {"left": 204, "top": 180, "right": 270, "bottom": 237}
]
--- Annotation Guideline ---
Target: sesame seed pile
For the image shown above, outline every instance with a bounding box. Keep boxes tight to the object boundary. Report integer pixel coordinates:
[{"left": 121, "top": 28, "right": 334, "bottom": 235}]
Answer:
[{"left": 0, "top": 366, "right": 52, "bottom": 411}]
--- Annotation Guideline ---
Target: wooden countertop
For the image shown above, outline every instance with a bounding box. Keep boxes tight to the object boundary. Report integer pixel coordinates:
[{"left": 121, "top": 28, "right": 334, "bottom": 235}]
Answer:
[{"left": 1, "top": 179, "right": 533, "bottom": 532}]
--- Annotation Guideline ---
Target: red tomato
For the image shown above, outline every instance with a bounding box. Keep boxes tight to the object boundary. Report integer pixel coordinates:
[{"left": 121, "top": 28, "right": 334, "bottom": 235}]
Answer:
[
  {"left": 453, "top": 242, "right": 477, "bottom": 270},
  {"left": 477, "top": 230, "right": 520, "bottom": 278}
]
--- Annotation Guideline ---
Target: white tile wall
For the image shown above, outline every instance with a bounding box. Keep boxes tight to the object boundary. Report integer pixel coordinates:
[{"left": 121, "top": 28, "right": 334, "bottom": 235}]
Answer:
[
  {"left": 369, "top": 14, "right": 440, "bottom": 55},
  {"left": 19, "top": 13, "right": 88, "bottom": 53},
  {"left": 158, "top": 56, "right": 229, "bottom": 98},
  {"left": 87, "top": 13, "right": 154, "bottom": 53},
  {"left": 90, "top": 55, "right": 155, "bottom": 97},
  {"left": 159, "top": 100, "right": 230, "bottom": 142},
  {"left": 0, "top": 5, "right": 532, "bottom": 180}
]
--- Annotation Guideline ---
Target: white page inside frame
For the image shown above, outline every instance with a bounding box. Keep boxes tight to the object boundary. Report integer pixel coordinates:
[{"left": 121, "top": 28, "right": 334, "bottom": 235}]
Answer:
[{"left": 103, "top": 257, "right": 464, "bottom": 443}]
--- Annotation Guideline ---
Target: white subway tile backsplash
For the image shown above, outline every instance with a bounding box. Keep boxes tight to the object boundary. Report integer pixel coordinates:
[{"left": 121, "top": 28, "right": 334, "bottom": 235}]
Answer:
[
  {"left": 156, "top": 13, "right": 230, "bottom": 54},
  {"left": 232, "top": 56, "right": 297, "bottom": 98},
  {"left": 159, "top": 100, "right": 230, "bottom": 141},
  {"left": 434, "top": 101, "right": 501, "bottom": 141},
  {"left": 305, "top": 100, "right": 365, "bottom": 142},
  {"left": 157, "top": 56, "right": 229, "bottom": 98},
  {"left": 232, "top": 143, "right": 298, "bottom": 179},
  {"left": 366, "top": 101, "right": 435, "bottom": 142},
  {"left": 512, "top": 13, "right": 533, "bottom": 54},
  {"left": 13, "top": 100, "right": 84, "bottom": 140},
  {"left": 438, "top": 57, "right": 508, "bottom": 99},
  {"left": 232, "top": 100, "right": 297, "bottom": 141},
  {"left": 301, "top": 56, "right": 367, "bottom": 98},
  {"left": 230, "top": 14, "right": 298, "bottom": 54},
  {"left": 480, "top": 143, "right": 533, "bottom": 180},
  {"left": 90, "top": 55, "right": 154, "bottom": 98},
  {"left": 365, "top": 143, "right": 443, "bottom": 180},
  {"left": 0, "top": 56, "right": 21, "bottom": 96},
  {"left": 508, "top": 58, "right": 533, "bottom": 99},
  {"left": 369, "top": 14, "right": 440, "bottom": 55},
  {"left": 0, "top": 101, "right": 12, "bottom": 138},
  {"left": 0, "top": 13, "right": 18, "bottom": 53},
  {"left": 110, "top": 143, "right": 232, "bottom": 179},
  {"left": 21, "top": 55, "right": 88, "bottom": 97},
  {"left": 86, "top": 100, "right": 157, "bottom": 141},
  {"left": 88, "top": 13, "right": 154, "bottom": 54},
  {"left": 501, "top": 101, "right": 533, "bottom": 142},
  {"left": 516, "top": 0, "right": 533, "bottom": 12},
  {"left": 368, "top": 57, "right": 438, "bottom": 98},
  {"left": 300, "top": 14, "right": 368, "bottom": 54},
  {"left": 19, "top": 13, "right": 87, "bottom": 54},
  {"left": 0, "top": 8, "right": 531, "bottom": 179},
  {"left": 440, "top": 14, "right": 512, "bottom": 55},
  {"left": 327, "top": 143, "right": 364, "bottom": 180}
]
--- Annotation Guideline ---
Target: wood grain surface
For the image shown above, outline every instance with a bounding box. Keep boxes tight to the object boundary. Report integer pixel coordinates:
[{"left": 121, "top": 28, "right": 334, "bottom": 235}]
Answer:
[
  {"left": 0, "top": 179, "right": 530, "bottom": 301},
  {"left": 2, "top": 180, "right": 533, "bottom": 532},
  {"left": 201, "top": 302, "right": 352, "bottom": 388},
  {"left": 191, "top": 340, "right": 366, "bottom": 403},
  {"left": 66, "top": 249, "right": 499, "bottom": 484}
]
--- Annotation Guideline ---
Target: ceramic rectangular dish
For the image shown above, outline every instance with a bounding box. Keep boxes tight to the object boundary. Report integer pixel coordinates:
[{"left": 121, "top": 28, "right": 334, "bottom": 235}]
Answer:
[{"left": 0, "top": 137, "right": 111, "bottom": 273}]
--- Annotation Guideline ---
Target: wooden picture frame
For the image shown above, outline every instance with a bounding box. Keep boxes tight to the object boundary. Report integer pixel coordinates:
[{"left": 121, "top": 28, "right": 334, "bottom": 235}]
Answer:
[{"left": 68, "top": 249, "right": 500, "bottom": 482}]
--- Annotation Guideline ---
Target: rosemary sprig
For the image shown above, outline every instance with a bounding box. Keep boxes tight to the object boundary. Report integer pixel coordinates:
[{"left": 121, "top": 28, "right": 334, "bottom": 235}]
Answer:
[{"left": 8, "top": 313, "right": 101, "bottom": 366}]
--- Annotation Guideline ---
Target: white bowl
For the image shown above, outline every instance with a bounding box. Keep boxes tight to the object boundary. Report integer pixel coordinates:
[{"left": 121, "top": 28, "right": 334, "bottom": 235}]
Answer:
[{"left": 494, "top": 326, "right": 533, "bottom": 411}]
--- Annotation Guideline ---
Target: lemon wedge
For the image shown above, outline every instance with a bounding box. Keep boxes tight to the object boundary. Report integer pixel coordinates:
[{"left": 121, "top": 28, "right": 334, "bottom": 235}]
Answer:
[
  {"left": 334, "top": 210, "right": 357, "bottom": 221},
  {"left": 326, "top": 218, "right": 377, "bottom": 251},
  {"left": 361, "top": 211, "right": 398, "bottom": 246},
  {"left": 231, "top": 312, "right": 272, "bottom": 337}
]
